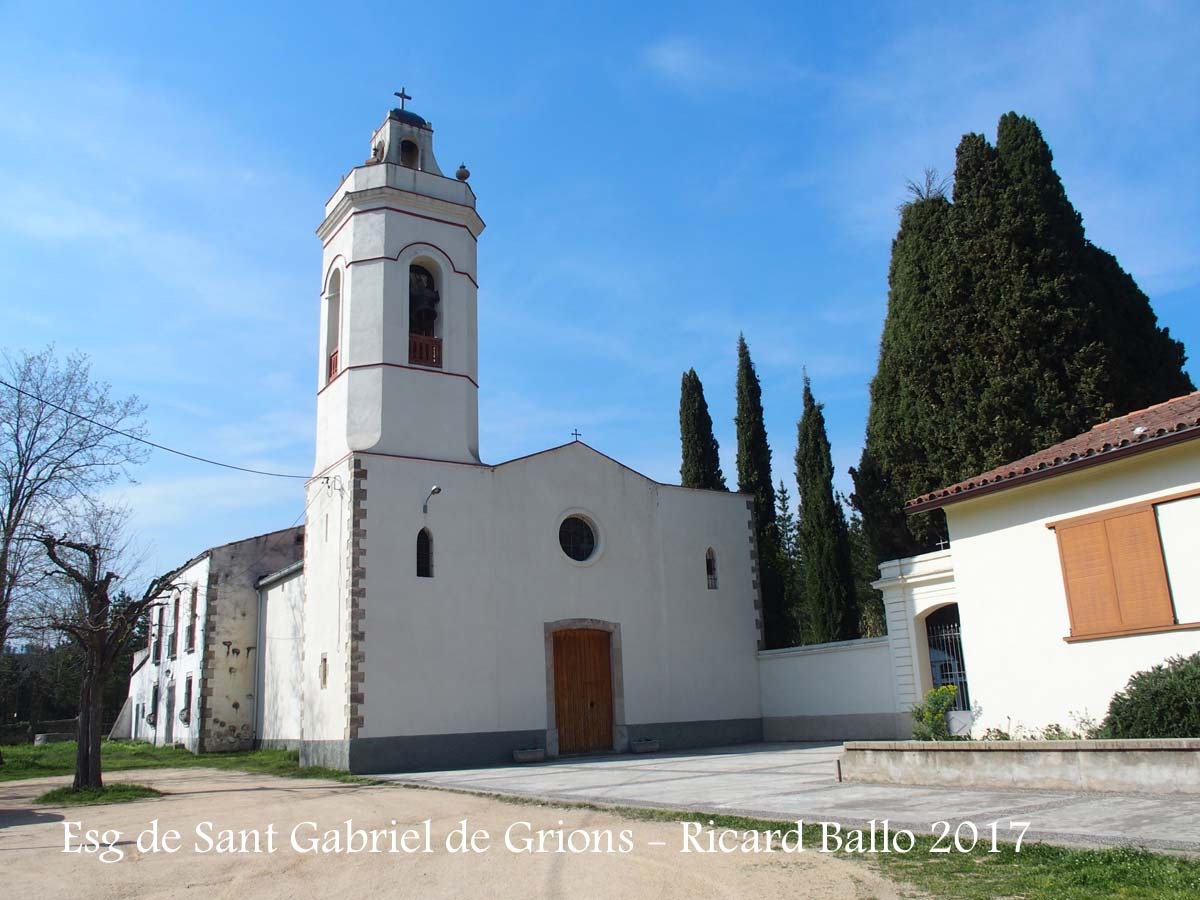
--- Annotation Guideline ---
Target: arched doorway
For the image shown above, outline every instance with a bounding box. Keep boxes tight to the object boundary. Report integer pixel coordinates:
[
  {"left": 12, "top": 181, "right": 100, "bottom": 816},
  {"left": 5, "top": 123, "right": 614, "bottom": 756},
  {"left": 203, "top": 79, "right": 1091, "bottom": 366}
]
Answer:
[
  {"left": 553, "top": 629, "right": 612, "bottom": 753},
  {"left": 544, "top": 619, "right": 626, "bottom": 757},
  {"left": 924, "top": 604, "right": 970, "bottom": 710}
]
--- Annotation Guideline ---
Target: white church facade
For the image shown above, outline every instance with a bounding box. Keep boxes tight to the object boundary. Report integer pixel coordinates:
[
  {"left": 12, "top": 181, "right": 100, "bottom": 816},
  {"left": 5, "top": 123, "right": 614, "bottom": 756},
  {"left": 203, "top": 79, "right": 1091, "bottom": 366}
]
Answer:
[
  {"left": 123, "top": 100, "right": 1197, "bottom": 772},
  {"left": 127, "top": 101, "right": 768, "bottom": 772}
]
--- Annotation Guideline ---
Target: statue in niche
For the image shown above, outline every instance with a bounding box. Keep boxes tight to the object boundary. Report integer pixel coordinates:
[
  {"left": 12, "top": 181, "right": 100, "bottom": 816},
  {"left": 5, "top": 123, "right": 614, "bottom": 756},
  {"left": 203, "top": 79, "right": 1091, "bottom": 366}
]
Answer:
[{"left": 409, "top": 264, "right": 439, "bottom": 337}]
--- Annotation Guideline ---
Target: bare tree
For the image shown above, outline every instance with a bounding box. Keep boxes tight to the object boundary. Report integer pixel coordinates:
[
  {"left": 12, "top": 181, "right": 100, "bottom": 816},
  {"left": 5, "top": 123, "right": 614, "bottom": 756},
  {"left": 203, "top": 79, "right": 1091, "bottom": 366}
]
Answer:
[
  {"left": 34, "top": 507, "right": 179, "bottom": 791},
  {"left": 0, "top": 346, "right": 147, "bottom": 654},
  {"left": 902, "top": 167, "right": 952, "bottom": 205}
]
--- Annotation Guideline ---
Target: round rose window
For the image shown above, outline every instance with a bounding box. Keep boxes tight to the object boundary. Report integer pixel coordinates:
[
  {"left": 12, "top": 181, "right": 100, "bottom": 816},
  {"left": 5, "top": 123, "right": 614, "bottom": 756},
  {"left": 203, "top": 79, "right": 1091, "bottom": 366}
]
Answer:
[{"left": 558, "top": 516, "right": 596, "bottom": 561}]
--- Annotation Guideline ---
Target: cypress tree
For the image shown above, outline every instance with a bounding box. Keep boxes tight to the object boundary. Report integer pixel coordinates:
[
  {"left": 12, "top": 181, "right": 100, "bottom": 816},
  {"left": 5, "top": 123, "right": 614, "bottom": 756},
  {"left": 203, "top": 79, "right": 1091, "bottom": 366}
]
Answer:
[
  {"left": 847, "top": 512, "right": 886, "bottom": 638},
  {"left": 855, "top": 112, "right": 1193, "bottom": 561},
  {"left": 796, "top": 377, "right": 857, "bottom": 644},
  {"left": 734, "top": 336, "right": 786, "bottom": 647},
  {"left": 774, "top": 481, "right": 804, "bottom": 640},
  {"left": 678, "top": 368, "right": 726, "bottom": 490},
  {"left": 852, "top": 191, "right": 957, "bottom": 559},
  {"left": 735, "top": 335, "right": 775, "bottom": 529}
]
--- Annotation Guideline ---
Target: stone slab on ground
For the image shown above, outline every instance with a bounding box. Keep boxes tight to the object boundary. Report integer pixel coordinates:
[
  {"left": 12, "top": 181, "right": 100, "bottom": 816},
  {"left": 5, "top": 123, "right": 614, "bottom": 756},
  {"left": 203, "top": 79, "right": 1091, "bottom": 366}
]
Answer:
[{"left": 385, "top": 742, "right": 1200, "bottom": 854}]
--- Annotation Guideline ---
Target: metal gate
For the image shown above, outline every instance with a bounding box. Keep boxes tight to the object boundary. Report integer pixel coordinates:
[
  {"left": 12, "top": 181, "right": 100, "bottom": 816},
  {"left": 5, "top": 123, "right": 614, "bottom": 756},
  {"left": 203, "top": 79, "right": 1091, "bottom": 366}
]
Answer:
[{"left": 925, "top": 605, "right": 970, "bottom": 711}]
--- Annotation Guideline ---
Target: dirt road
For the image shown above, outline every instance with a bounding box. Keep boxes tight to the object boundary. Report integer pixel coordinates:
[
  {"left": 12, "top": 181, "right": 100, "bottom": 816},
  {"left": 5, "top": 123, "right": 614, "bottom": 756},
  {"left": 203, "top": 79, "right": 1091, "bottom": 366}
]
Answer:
[{"left": 0, "top": 768, "right": 906, "bottom": 899}]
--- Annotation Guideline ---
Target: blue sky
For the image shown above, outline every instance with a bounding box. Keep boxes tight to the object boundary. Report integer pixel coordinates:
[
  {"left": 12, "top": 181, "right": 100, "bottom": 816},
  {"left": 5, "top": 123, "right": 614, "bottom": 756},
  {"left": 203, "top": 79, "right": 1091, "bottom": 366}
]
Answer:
[{"left": 2, "top": 1, "right": 1198, "bottom": 576}]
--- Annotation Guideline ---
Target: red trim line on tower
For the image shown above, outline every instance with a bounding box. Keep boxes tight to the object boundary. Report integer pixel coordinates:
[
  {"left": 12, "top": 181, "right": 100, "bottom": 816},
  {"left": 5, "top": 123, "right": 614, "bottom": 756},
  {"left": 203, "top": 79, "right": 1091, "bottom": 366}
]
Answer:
[
  {"left": 321, "top": 205, "right": 482, "bottom": 250},
  {"left": 351, "top": 241, "right": 478, "bottom": 288},
  {"left": 318, "top": 361, "right": 480, "bottom": 397}
]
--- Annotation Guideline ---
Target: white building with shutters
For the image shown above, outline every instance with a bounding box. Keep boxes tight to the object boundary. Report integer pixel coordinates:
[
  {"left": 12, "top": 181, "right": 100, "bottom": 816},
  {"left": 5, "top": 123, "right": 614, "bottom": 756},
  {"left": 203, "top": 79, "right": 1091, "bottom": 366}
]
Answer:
[{"left": 885, "top": 392, "right": 1200, "bottom": 735}]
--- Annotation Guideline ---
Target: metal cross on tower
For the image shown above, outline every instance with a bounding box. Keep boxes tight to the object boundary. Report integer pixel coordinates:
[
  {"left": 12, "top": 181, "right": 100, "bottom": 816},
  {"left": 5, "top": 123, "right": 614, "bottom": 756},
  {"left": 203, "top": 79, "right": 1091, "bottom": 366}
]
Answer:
[{"left": 394, "top": 88, "right": 412, "bottom": 110}]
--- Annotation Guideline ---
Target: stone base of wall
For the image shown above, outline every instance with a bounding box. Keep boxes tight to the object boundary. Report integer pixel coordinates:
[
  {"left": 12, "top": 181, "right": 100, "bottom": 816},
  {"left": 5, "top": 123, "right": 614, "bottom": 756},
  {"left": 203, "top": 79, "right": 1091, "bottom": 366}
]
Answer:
[
  {"left": 764, "top": 713, "right": 910, "bottom": 742},
  {"left": 627, "top": 717, "right": 762, "bottom": 751},
  {"left": 301, "top": 718, "right": 764, "bottom": 774},
  {"left": 842, "top": 739, "right": 1200, "bottom": 795},
  {"left": 347, "top": 730, "right": 547, "bottom": 774},
  {"left": 300, "top": 739, "right": 350, "bottom": 771},
  {"left": 257, "top": 738, "right": 301, "bottom": 752}
]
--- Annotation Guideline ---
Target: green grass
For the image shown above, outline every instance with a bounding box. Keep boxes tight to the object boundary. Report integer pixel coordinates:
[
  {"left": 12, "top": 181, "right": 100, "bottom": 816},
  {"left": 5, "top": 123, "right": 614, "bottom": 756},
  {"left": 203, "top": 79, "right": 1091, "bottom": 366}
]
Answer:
[
  {"left": 873, "top": 831, "right": 1200, "bottom": 899},
  {"left": 0, "top": 740, "right": 374, "bottom": 785},
  {"left": 36, "top": 783, "right": 163, "bottom": 806},
  {"left": 404, "top": 784, "right": 1200, "bottom": 900}
]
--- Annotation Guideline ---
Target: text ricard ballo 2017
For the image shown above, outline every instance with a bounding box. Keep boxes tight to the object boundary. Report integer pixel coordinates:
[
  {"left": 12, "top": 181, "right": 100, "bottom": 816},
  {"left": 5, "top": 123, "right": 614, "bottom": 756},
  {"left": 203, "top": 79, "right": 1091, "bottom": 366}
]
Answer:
[{"left": 63, "top": 817, "right": 1033, "bottom": 864}]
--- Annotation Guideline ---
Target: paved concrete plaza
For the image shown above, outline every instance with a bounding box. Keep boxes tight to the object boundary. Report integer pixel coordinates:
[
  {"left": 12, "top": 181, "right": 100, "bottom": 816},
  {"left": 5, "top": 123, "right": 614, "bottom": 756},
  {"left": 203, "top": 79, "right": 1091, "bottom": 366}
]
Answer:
[{"left": 386, "top": 742, "right": 1200, "bottom": 853}]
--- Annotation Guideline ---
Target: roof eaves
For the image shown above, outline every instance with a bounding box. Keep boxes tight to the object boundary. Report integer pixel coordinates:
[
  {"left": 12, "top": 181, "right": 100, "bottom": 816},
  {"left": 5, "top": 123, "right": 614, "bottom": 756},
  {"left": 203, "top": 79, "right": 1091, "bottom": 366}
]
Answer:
[{"left": 904, "top": 423, "right": 1200, "bottom": 514}]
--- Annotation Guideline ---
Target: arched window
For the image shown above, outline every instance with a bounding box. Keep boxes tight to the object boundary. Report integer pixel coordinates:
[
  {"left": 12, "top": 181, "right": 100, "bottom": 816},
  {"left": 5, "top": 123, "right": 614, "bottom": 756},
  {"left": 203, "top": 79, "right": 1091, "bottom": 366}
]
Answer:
[
  {"left": 409, "top": 264, "right": 439, "bottom": 337},
  {"left": 400, "top": 139, "right": 419, "bottom": 168},
  {"left": 325, "top": 269, "right": 342, "bottom": 383},
  {"left": 408, "top": 263, "right": 443, "bottom": 368},
  {"left": 416, "top": 528, "right": 433, "bottom": 578},
  {"left": 705, "top": 548, "right": 718, "bottom": 590}
]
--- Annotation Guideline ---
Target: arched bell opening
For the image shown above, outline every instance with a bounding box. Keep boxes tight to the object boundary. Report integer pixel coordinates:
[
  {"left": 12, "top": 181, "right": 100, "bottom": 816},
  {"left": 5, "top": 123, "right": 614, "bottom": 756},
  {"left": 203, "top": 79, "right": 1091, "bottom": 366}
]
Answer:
[{"left": 408, "top": 262, "right": 443, "bottom": 368}]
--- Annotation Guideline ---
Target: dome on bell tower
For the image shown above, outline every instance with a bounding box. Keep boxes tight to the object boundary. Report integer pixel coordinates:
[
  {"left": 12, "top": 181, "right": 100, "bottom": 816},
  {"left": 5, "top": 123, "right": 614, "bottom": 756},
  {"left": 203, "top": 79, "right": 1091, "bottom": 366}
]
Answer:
[
  {"left": 389, "top": 107, "right": 428, "bottom": 129},
  {"left": 366, "top": 89, "right": 442, "bottom": 175}
]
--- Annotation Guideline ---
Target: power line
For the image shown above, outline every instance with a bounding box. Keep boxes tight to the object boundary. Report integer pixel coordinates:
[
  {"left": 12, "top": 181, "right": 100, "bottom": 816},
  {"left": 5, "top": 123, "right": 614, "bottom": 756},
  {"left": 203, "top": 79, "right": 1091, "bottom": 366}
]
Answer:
[{"left": 0, "top": 377, "right": 309, "bottom": 480}]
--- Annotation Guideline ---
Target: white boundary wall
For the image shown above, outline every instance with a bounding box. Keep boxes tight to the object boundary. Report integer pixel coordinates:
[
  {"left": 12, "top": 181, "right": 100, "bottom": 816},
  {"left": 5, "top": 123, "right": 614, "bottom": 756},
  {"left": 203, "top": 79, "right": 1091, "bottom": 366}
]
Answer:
[{"left": 759, "top": 637, "right": 909, "bottom": 740}]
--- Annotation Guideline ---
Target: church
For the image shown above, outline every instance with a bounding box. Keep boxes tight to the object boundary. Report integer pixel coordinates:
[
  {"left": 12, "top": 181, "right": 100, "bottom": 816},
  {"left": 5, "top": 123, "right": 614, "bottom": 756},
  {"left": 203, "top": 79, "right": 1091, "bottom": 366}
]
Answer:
[
  {"left": 119, "top": 98, "right": 1199, "bottom": 770},
  {"left": 123, "top": 99, "right": 768, "bottom": 773}
]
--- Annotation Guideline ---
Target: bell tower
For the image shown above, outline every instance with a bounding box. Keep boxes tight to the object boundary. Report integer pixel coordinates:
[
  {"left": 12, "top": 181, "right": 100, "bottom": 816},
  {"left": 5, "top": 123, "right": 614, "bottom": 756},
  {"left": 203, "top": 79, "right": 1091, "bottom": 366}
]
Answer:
[{"left": 313, "top": 93, "right": 485, "bottom": 474}]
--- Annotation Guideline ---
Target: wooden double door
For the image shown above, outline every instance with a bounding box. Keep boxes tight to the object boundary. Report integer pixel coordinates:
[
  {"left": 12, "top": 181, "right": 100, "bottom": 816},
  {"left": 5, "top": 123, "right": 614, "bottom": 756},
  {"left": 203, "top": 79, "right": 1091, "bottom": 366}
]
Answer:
[{"left": 553, "top": 628, "right": 613, "bottom": 754}]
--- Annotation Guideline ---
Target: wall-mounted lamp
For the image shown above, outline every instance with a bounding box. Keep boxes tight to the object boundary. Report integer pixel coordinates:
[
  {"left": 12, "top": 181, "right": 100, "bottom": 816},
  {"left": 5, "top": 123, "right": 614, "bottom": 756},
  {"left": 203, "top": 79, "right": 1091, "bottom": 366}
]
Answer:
[{"left": 422, "top": 485, "right": 442, "bottom": 514}]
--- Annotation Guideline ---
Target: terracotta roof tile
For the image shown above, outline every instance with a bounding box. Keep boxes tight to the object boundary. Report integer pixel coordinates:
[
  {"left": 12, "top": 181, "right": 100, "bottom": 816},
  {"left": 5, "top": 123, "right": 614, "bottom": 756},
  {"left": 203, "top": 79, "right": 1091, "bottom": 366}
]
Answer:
[{"left": 905, "top": 391, "right": 1200, "bottom": 512}]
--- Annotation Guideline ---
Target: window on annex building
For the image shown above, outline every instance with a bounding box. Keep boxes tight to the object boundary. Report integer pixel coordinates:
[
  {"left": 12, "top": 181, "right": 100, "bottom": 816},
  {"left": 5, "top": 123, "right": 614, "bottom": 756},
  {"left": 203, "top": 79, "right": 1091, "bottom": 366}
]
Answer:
[
  {"left": 185, "top": 586, "right": 198, "bottom": 652},
  {"left": 1050, "top": 489, "right": 1200, "bottom": 641},
  {"left": 169, "top": 592, "right": 180, "bottom": 658},
  {"left": 152, "top": 607, "right": 163, "bottom": 663},
  {"left": 705, "top": 548, "right": 718, "bottom": 589},
  {"left": 181, "top": 676, "right": 193, "bottom": 726}
]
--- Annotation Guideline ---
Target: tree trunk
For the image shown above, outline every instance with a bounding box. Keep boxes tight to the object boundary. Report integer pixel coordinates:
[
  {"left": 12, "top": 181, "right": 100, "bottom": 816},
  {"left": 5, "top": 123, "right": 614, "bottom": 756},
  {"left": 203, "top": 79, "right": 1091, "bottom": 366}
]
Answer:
[{"left": 74, "top": 657, "right": 103, "bottom": 791}]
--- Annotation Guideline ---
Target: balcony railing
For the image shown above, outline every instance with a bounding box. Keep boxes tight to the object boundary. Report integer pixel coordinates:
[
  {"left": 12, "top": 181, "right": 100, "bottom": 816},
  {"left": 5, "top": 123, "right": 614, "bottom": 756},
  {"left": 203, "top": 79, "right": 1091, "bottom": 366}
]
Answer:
[
  {"left": 327, "top": 347, "right": 340, "bottom": 382},
  {"left": 409, "top": 333, "right": 443, "bottom": 368}
]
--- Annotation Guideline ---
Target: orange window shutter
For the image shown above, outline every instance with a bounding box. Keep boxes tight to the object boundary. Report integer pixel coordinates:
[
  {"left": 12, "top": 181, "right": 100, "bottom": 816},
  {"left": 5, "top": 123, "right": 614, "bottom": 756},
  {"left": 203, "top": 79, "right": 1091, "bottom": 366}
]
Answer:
[
  {"left": 1056, "top": 520, "right": 1122, "bottom": 637},
  {"left": 1103, "top": 508, "right": 1175, "bottom": 630}
]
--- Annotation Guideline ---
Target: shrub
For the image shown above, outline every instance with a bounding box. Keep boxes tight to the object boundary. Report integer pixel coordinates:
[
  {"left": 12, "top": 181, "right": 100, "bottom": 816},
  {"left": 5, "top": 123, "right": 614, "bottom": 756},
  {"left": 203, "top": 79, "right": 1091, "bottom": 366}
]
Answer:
[
  {"left": 1038, "top": 723, "right": 1078, "bottom": 741},
  {"left": 1101, "top": 652, "right": 1200, "bottom": 739},
  {"left": 980, "top": 726, "right": 1011, "bottom": 741},
  {"left": 911, "top": 685, "right": 958, "bottom": 741}
]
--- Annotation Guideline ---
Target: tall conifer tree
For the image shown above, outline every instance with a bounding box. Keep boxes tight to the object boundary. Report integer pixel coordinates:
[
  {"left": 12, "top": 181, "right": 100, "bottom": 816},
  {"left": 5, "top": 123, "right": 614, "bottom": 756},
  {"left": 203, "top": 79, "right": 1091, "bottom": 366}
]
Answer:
[
  {"left": 796, "top": 377, "right": 856, "bottom": 644},
  {"left": 678, "top": 368, "right": 726, "bottom": 490},
  {"left": 854, "top": 112, "right": 1192, "bottom": 560},
  {"left": 735, "top": 335, "right": 776, "bottom": 529},
  {"left": 734, "top": 336, "right": 787, "bottom": 646},
  {"left": 774, "top": 481, "right": 805, "bottom": 641}
]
